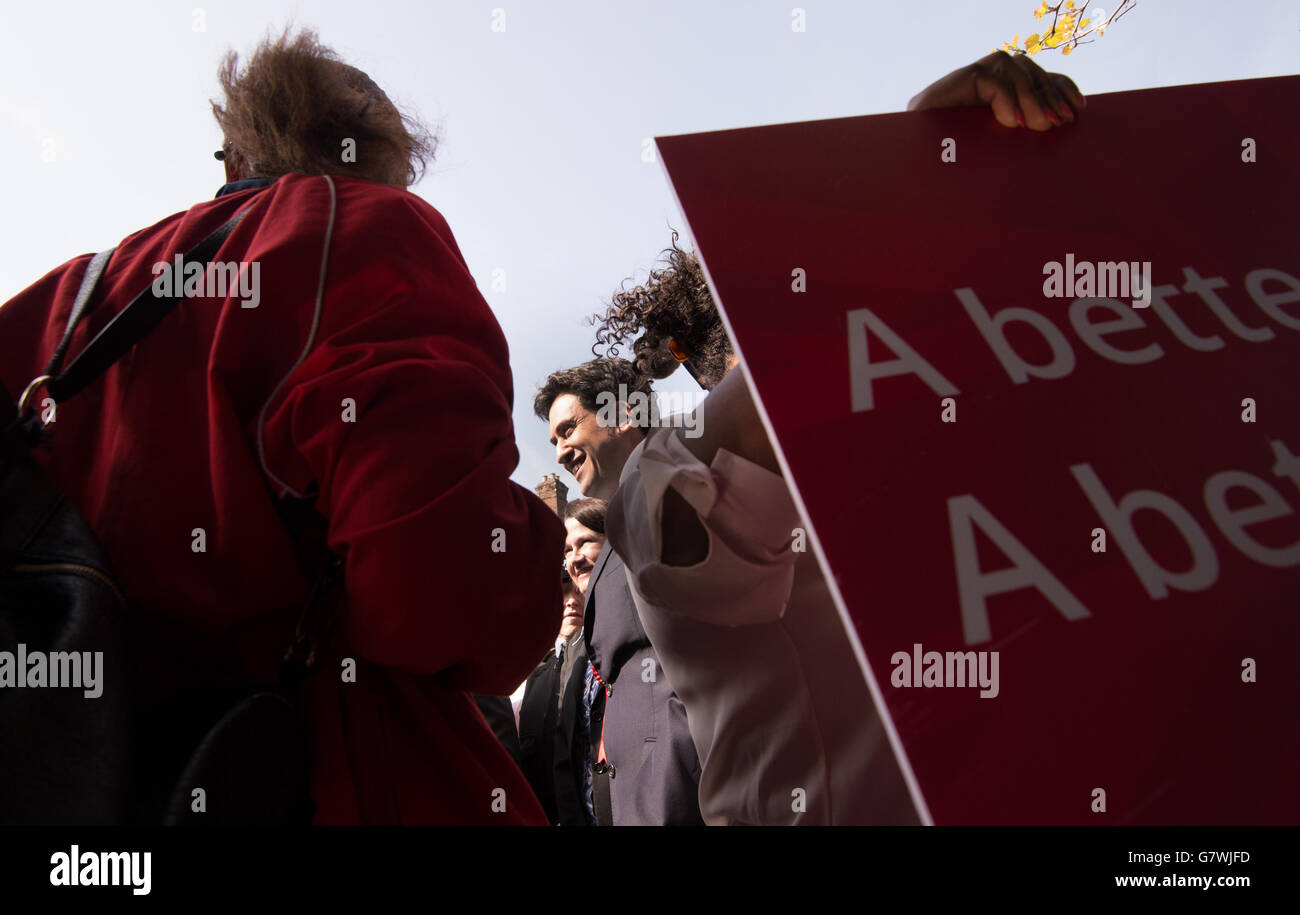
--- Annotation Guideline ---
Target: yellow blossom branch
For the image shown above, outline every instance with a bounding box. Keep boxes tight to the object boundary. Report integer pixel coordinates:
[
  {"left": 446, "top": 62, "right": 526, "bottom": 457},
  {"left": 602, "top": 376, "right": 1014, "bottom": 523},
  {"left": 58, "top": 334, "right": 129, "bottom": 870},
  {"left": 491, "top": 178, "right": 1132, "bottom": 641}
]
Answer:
[{"left": 994, "top": 0, "right": 1137, "bottom": 58}]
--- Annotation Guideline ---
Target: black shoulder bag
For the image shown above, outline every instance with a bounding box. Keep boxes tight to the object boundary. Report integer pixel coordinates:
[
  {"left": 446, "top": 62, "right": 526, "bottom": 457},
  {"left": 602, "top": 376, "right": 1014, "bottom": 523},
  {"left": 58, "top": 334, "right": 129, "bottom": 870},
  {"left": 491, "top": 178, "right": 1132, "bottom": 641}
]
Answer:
[{"left": 0, "top": 205, "right": 339, "bottom": 825}]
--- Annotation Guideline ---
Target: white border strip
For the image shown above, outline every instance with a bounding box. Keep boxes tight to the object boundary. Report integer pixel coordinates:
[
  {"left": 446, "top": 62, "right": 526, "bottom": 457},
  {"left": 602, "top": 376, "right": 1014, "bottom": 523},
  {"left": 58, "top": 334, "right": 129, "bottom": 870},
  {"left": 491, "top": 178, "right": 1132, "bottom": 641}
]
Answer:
[{"left": 655, "top": 136, "right": 935, "bottom": 826}]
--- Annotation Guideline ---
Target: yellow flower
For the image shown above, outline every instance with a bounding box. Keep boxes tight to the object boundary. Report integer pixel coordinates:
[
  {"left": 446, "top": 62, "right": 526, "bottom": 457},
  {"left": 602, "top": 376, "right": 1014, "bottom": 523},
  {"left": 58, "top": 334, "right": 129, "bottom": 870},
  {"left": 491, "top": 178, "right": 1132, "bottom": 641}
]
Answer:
[
  {"left": 1066, "top": 0, "right": 1075, "bottom": 8},
  {"left": 1061, "top": 44, "right": 1073, "bottom": 55}
]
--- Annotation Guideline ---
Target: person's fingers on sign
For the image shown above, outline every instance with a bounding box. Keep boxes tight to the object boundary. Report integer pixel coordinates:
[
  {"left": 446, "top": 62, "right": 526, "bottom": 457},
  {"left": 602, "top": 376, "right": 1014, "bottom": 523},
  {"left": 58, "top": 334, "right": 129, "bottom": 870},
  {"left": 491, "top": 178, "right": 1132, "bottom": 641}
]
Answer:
[{"left": 907, "top": 50, "right": 1086, "bottom": 130}]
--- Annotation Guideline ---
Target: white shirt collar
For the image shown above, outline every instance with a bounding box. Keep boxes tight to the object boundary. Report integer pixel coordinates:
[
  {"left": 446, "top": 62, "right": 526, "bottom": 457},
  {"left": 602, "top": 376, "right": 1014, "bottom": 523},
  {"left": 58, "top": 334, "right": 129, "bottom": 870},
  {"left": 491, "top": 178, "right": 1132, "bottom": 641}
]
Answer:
[{"left": 555, "top": 627, "right": 584, "bottom": 658}]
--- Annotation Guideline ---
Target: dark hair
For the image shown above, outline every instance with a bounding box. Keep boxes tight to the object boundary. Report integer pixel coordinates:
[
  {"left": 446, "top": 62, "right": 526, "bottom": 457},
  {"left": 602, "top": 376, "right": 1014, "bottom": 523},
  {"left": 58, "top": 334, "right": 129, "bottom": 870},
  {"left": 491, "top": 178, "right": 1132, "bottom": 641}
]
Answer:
[
  {"left": 564, "top": 498, "right": 607, "bottom": 535},
  {"left": 211, "top": 27, "right": 436, "bottom": 187},
  {"left": 533, "top": 358, "right": 655, "bottom": 433},
  {"left": 591, "top": 232, "right": 733, "bottom": 384}
]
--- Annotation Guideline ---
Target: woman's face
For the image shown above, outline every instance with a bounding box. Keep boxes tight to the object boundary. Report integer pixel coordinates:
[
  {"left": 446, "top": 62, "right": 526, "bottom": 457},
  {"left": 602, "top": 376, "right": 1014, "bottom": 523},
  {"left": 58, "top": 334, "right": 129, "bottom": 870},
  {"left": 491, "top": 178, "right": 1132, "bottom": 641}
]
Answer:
[
  {"left": 563, "top": 517, "right": 605, "bottom": 597},
  {"left": 559, "top": 579, "right": 584, "bottom": 642}
]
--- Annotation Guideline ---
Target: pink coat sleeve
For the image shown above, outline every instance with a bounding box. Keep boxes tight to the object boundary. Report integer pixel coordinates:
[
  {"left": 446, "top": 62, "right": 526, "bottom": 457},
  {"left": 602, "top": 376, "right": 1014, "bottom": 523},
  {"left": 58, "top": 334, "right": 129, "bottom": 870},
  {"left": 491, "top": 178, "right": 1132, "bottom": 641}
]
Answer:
[{"left": 608, "top": 427, "right": 803, "bottom": 627}]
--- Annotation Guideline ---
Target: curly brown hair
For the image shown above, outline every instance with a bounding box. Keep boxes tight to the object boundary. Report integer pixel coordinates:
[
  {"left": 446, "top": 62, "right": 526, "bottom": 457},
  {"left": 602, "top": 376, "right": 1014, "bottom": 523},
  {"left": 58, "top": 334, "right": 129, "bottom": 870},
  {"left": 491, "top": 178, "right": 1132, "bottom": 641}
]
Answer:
[
  {"left": 211, "top": 27, "right": 436, "bottom": 187},
  {"left": 591, "top": 232, "right": 733, "bottom": 387}
]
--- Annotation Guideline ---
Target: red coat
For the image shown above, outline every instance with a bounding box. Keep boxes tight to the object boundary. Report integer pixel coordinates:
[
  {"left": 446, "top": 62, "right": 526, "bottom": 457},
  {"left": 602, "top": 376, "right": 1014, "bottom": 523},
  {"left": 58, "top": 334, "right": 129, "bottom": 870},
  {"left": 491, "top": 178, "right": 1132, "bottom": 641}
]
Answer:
[{"left": 0, "top": 174, "right": 561, "bottom": 824}]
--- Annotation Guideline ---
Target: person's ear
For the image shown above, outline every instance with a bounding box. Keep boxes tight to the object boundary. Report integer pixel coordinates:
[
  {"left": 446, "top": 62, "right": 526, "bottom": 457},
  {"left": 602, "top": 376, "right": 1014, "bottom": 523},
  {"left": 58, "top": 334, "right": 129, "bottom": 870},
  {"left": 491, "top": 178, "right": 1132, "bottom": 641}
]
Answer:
[{"left": 617, "top": 401, "right": 644, "bottom": 436}]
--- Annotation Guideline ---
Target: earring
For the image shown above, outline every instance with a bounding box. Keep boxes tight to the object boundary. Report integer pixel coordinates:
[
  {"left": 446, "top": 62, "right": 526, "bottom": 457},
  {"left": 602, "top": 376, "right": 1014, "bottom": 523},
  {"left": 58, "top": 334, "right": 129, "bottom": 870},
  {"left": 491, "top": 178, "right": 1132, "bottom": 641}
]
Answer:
[{"left": 667, "top": 338, "right": 689, "bottom": 362}]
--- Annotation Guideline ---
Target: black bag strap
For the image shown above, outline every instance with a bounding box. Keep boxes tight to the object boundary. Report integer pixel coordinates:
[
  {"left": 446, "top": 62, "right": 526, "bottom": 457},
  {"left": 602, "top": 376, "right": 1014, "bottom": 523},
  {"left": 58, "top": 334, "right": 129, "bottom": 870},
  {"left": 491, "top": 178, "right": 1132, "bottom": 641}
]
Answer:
[{"left": 45, "top": 205, "right": 252, "bottom": 404}]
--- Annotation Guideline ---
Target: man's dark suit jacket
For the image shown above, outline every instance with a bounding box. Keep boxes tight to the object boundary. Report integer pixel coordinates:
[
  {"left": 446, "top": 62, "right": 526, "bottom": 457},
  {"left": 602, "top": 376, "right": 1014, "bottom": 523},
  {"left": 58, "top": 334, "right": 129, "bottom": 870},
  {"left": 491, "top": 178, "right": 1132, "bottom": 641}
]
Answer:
[
  {"left": 584, "top": 541, "right": 703, "bottom": 826},
  {"left": 517, "top": 642, "right": 592, "bottom": 826}
]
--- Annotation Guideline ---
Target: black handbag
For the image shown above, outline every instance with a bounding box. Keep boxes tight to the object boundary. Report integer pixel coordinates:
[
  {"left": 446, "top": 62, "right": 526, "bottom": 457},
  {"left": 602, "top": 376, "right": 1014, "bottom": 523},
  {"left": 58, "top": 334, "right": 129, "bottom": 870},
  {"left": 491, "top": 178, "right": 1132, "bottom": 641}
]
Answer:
[{"left": 0, "top": 204, "right": 339, "bottom": 825}]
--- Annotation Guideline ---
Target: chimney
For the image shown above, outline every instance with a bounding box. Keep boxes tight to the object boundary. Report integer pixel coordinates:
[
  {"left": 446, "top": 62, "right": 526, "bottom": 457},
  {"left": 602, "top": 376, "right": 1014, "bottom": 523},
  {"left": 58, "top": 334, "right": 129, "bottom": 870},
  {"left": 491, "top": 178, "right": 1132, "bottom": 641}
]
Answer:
[{"left": 535, "top": 473, "right": 568, "bottom": 518}]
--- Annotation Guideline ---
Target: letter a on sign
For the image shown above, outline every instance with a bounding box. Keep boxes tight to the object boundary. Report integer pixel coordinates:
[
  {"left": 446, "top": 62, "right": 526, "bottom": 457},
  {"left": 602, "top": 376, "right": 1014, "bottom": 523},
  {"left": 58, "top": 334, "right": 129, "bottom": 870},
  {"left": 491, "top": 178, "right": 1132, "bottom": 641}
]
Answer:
[
  {"left": 847, "top": 308, "right": 958, "bottom": 412},
  {"left": 948, "top": 494, "right": 1091, "bottom": 644}
]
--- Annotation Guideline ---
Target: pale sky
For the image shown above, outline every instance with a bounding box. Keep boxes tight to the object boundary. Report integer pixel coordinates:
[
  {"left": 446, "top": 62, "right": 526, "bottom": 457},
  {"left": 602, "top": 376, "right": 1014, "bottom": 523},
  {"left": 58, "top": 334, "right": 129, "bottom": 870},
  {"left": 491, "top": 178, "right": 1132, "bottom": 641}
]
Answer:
[{"left": 2, "top": 0, "right": 1295, "bottom": 492}]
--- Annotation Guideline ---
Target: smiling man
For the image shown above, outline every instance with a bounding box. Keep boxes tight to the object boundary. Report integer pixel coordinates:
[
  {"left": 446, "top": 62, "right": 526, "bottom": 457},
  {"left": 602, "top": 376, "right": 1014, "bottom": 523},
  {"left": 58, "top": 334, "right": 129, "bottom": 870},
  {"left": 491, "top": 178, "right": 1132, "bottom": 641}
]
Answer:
[
  {"left": 534, "top": 359, "right": 704, "bottom": 825},
  {"left": 538, "top": 359, "right": 651, "bottom": 500}
]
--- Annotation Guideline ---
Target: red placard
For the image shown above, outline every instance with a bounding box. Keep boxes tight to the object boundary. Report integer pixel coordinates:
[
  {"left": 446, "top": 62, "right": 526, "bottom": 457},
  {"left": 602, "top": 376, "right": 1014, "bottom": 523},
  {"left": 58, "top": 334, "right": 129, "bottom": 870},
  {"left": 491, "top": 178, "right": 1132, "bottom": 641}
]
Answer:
[{"left": 657, "top": 76, "right": 1300, "bottom": 825}]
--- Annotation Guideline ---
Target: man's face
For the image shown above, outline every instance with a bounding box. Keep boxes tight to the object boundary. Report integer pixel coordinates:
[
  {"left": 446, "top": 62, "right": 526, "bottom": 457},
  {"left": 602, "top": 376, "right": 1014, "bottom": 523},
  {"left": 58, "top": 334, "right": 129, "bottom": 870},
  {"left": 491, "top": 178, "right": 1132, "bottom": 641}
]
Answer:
[
  {"left": 563, "top": 517, "right": 605, "bottom": 598},
  {"left": 548, "top": 392, "right": 630, "bottom": 499}
]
